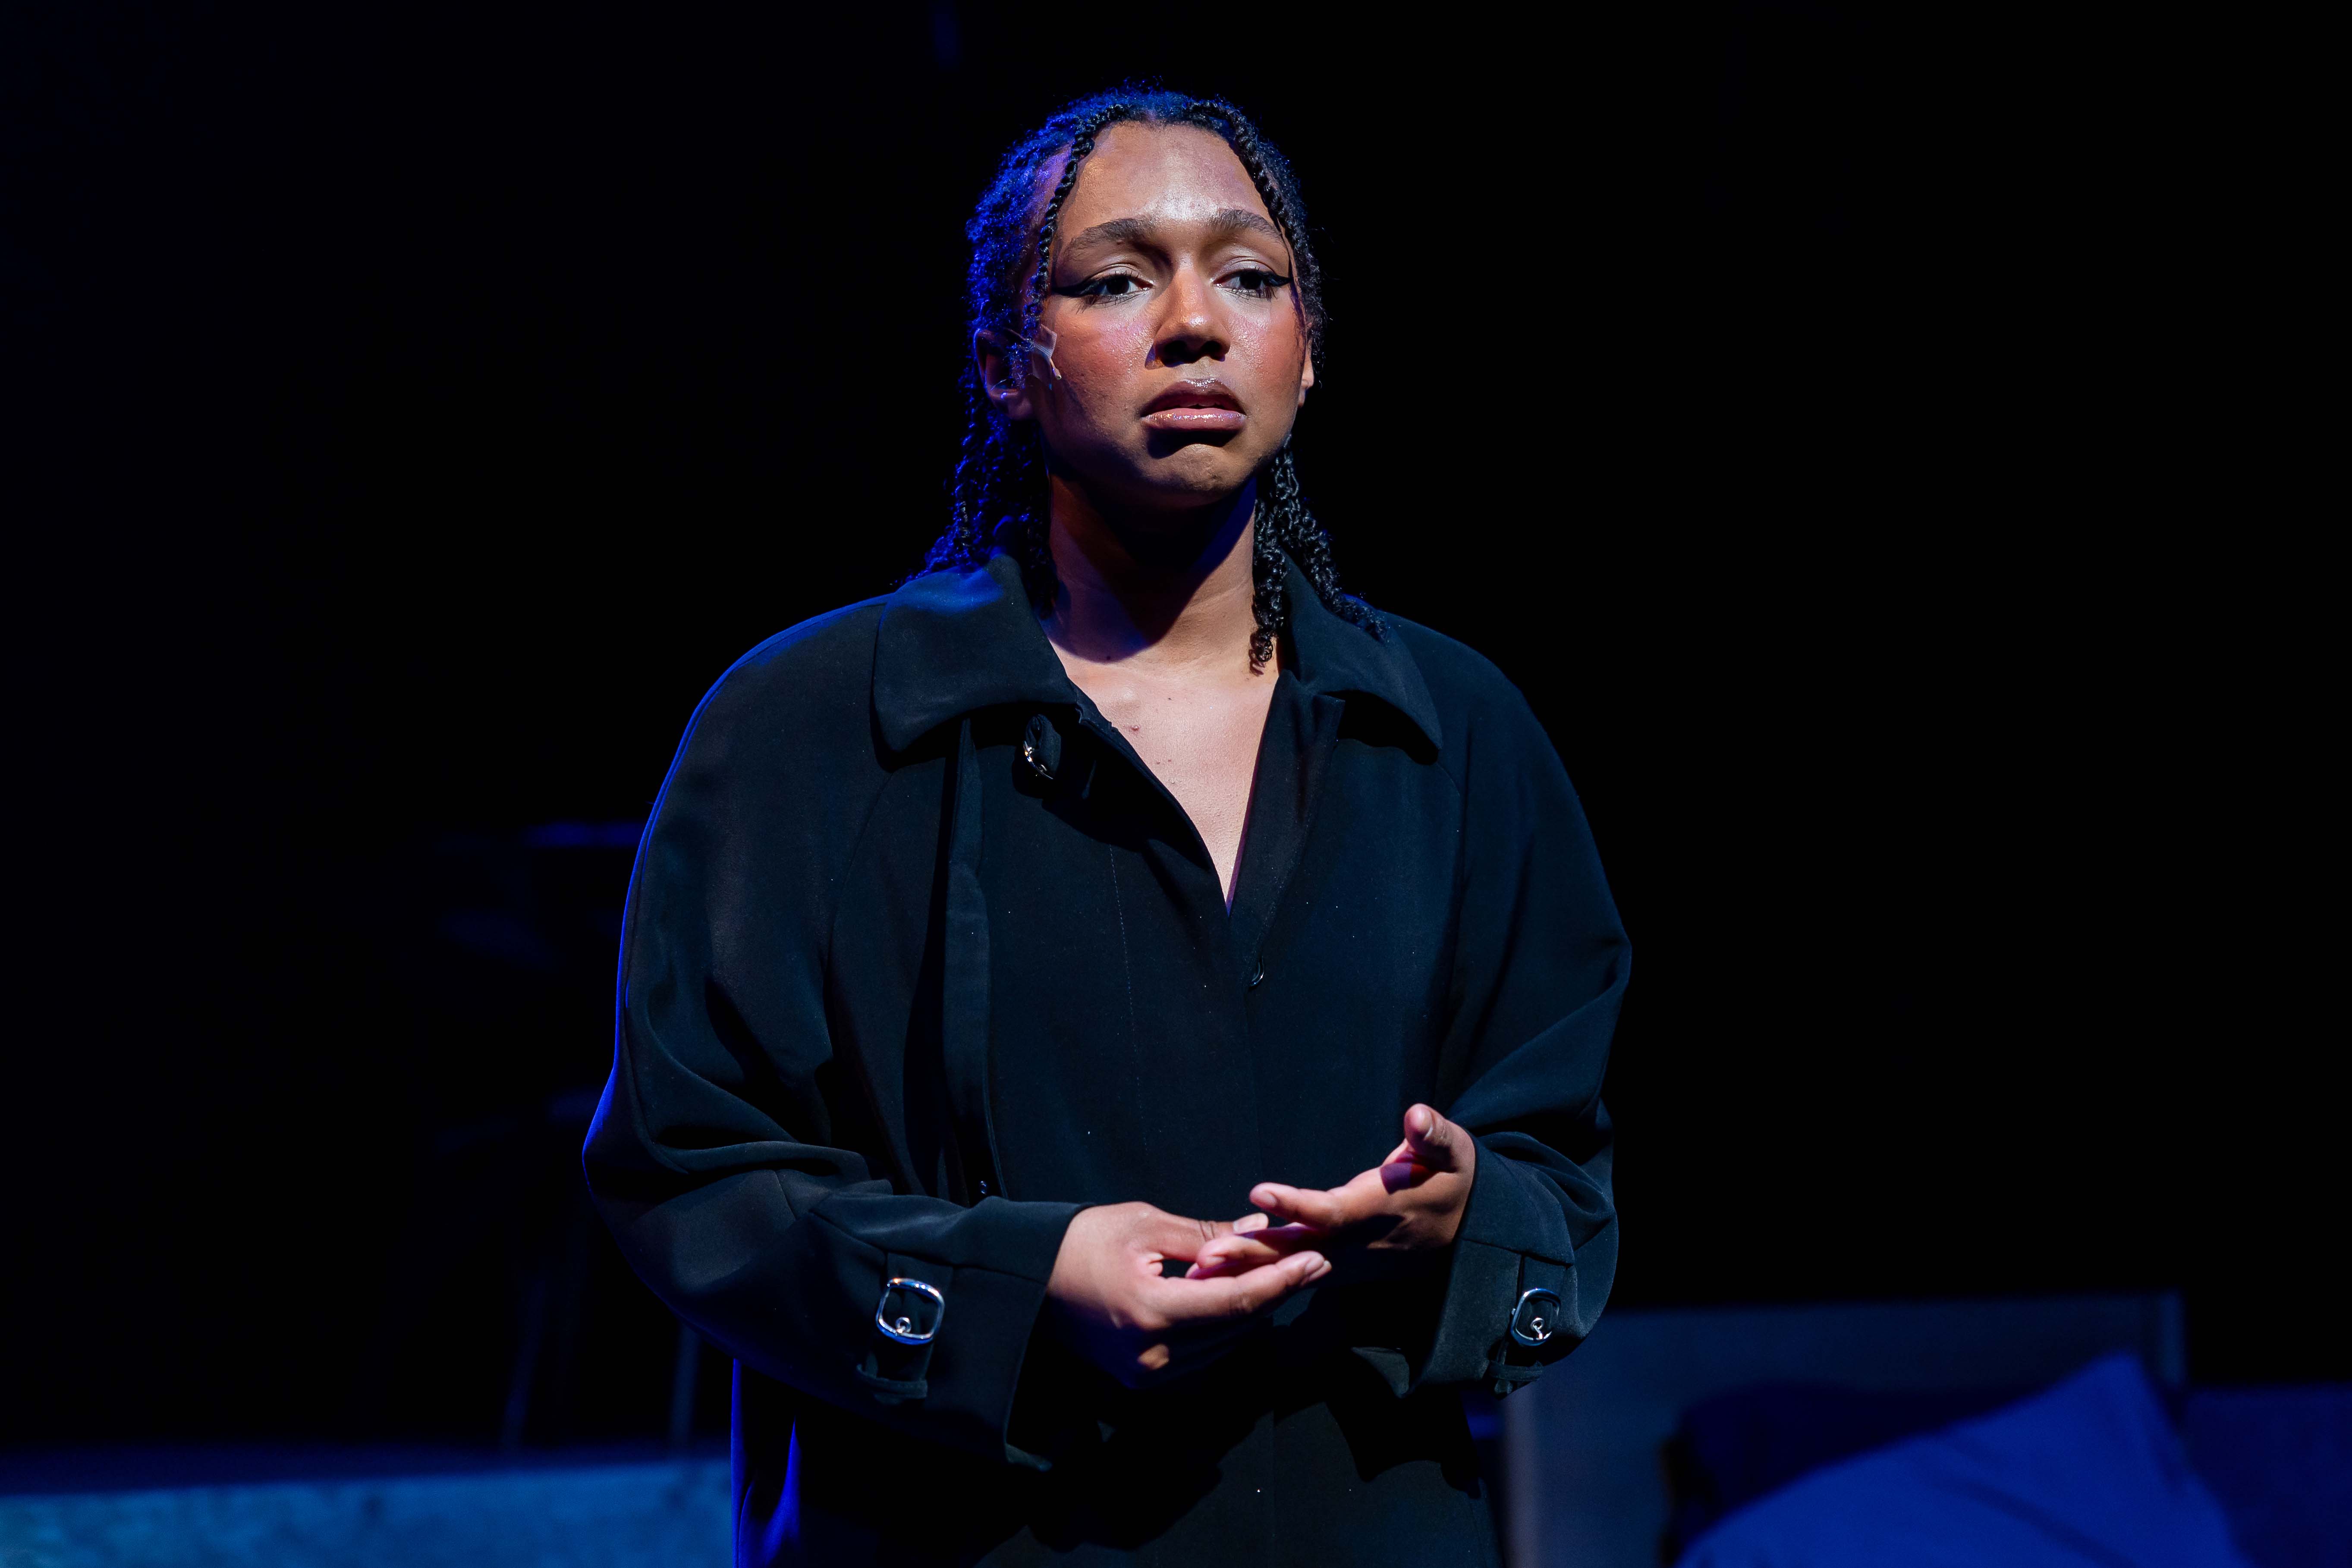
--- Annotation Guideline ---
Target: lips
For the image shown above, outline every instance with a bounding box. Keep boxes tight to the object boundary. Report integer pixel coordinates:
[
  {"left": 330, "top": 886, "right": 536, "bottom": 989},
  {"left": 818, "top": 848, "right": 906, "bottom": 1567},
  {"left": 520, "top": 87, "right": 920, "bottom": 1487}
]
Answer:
[{"left": 1140, "top": 380, "right": 1247, "bottom": 433}]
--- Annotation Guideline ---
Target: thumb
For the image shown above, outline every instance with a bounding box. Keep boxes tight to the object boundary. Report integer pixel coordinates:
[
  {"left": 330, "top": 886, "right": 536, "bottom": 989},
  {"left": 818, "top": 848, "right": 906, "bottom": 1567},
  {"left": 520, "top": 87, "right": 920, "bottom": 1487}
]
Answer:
[{"left": 1402, "top": 1104, "right": 1467, "bottom": 1171}]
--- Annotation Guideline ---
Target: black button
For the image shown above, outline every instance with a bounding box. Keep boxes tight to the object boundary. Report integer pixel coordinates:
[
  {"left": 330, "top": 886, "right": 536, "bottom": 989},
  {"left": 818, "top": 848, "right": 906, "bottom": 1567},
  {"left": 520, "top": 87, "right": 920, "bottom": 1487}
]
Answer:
[{"left": 1248, "top": 963, "right": 1265, "bottom": 989}]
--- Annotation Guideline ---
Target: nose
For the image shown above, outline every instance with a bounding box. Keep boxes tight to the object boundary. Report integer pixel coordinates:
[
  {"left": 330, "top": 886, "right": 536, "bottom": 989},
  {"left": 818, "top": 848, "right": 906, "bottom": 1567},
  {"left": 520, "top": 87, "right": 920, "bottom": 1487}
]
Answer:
[{"left": 1150, "top": 263, "right": 1227, "bottom": 369}]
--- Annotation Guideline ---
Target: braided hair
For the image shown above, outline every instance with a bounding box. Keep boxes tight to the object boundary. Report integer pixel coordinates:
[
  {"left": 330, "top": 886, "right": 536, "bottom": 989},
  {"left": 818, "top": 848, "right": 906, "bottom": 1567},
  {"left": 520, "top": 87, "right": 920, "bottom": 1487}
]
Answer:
[{"left": 918, "top": 88, "right": 1379, "bottom": 669}]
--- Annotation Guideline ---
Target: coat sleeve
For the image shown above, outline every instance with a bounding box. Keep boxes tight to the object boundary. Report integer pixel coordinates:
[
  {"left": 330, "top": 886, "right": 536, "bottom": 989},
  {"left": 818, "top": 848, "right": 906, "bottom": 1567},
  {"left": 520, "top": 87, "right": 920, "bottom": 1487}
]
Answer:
[
  {"left": 1414, "top": 681, "right": 1626, "bottom": 1392},
  {"left": 582, "top": 642, "right": 1081, "bottom": 1464}
]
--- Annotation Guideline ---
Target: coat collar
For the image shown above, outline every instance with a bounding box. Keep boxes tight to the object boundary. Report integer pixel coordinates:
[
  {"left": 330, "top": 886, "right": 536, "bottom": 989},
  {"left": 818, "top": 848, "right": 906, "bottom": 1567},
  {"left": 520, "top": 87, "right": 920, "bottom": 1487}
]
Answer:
[
  {"left": 871, "top": 550, "right": 1443, "bottom": 754},
  {"left": 872, "top": 554, "right": 1078, "bottom": 754},
  {"left": 1280, "top": 563, "right": 1443, "bottom": 751}
]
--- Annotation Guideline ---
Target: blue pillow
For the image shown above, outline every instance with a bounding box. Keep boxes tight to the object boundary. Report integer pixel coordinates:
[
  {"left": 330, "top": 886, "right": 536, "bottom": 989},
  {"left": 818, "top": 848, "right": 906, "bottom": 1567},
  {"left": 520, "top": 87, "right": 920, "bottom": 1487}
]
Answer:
[
  {"left": 1676, "top": 1354, "right": 2249, "bottom": 1568},
  {"left": 1666, "top": 1380, "right": 2041, "bottom": 1553}
]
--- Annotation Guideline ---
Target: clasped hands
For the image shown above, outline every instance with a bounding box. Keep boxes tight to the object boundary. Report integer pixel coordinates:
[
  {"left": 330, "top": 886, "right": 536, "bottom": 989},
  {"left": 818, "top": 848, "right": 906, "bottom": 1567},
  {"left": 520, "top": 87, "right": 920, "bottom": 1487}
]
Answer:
[{"left": 1044, "top": 1105, "right": 1475, "bottom": 1387}]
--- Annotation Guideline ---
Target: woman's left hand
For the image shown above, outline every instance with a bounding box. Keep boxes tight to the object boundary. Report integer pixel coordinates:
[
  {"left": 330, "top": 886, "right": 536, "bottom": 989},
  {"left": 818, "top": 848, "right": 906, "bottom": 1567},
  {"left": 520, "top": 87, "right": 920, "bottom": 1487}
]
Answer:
[{"left": 1186, "top": 1104, "right": 1476, "bottom": 1277}]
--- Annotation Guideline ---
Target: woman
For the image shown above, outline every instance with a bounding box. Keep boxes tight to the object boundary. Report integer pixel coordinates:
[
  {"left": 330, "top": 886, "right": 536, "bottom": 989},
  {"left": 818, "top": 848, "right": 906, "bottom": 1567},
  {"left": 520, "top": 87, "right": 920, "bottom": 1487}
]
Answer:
[{"left": 585, "top": 88, "right": 1626, "bottom": 1566}]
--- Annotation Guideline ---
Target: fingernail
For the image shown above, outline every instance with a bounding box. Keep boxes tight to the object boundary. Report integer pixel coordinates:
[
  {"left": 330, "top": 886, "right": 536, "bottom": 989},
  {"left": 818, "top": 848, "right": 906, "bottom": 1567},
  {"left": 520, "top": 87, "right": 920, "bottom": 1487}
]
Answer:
[{"left": 1308, "top": 1256, "right": 1332, "bottom": 1280}]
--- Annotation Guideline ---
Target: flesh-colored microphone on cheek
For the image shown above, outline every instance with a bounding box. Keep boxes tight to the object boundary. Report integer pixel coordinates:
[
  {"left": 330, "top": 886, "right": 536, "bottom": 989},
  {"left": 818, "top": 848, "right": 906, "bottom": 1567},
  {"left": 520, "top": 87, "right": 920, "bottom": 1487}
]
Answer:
[{"left": 995, "top": 328, "right": 1062, "bottom": 393}]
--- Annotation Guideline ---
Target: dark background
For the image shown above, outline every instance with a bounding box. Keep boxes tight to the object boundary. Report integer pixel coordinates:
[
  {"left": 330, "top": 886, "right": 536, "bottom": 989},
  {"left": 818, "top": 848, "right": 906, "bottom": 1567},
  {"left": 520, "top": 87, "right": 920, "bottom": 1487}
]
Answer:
[{"left": 4, "top": 1, "right": 2312, "bottom": 1452}]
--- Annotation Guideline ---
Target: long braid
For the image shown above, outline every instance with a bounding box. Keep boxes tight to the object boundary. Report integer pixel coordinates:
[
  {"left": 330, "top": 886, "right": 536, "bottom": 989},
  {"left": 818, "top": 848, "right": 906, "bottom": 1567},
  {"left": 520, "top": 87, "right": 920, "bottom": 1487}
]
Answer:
[
  {"left": 1249, "top": 458, "right": 1292, "bottom": 671},
  {"left": 1021, "top": 103, "right": 1128, "bottom": 368},
  {"left": 1002, "top": 101, "right": 1132, "bottom": 608},
  {"left": 1189, "top": 97, "right": 1380, "bottom": 666},
  {"left": 921, "top": 88, "right": 1378, "bottom": 659},
  {"left": 1192, "top": 100, "right": 1324, "bottom": 366},
  {"left": 930, "top": 379, "right": 997, "bottom": 568}
]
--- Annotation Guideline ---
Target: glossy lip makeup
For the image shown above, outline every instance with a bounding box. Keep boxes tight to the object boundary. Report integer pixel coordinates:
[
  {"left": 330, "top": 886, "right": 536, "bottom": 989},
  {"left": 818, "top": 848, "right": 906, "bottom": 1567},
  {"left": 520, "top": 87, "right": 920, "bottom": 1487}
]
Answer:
[{"left": 1138, "top": 379, "right": 1246, "bottom": 434}]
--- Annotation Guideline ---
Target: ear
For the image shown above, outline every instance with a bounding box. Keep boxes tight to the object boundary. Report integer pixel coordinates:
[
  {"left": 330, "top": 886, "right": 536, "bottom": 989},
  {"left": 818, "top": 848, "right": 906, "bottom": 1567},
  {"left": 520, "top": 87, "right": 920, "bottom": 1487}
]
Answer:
[
  {"left": 1297, "top": 341, "right": 1316, "bottom": 408},
  {"left": 974, "top": 329, "right": 1038, "bottom": 423}
]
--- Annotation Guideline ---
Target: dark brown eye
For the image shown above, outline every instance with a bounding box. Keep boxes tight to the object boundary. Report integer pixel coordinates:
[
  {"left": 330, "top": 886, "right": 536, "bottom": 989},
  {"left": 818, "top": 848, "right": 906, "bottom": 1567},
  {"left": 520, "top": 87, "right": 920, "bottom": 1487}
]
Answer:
[{"left": 1067, "top": 273, "right": 1147, "bottom": 299}]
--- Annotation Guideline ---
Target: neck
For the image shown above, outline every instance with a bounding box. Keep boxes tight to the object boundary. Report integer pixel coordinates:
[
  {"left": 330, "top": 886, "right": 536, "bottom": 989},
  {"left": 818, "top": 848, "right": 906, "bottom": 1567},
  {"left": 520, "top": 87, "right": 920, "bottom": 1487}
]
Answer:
[{"left": 1041, "top": 474, "right": 1261, "bottom": 673}]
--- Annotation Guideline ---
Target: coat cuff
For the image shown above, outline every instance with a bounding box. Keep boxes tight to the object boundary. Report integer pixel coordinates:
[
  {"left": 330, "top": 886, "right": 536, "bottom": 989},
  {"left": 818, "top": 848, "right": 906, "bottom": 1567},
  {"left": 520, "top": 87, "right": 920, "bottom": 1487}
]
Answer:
[
  {"left": 1415, "top": 1140, "right": 1572, "bottom": 1389},
  {"left": 845, "top": 1196, "right": 1081, "bottom": 1461}
]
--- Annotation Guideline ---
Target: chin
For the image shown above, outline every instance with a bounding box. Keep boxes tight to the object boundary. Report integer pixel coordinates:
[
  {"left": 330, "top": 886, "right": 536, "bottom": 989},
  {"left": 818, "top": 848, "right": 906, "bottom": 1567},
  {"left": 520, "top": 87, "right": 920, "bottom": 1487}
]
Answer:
[{"left": 1138, "top": 447, "right": 1258, "bottom": 500}]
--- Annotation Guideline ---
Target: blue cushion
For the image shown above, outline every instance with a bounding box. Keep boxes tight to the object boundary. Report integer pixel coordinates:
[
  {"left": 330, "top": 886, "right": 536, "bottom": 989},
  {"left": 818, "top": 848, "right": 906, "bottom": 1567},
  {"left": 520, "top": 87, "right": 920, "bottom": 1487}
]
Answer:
[{"left": 1676, "top": 1354, "right": 2248, "bottom": 1568}]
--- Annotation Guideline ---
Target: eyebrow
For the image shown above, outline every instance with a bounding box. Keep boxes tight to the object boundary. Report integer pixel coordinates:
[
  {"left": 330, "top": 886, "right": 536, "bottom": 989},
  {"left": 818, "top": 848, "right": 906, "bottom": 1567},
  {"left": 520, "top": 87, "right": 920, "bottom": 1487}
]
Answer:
[{"left": 1060, "top": 208, "right": 1287, "bottom": 254}]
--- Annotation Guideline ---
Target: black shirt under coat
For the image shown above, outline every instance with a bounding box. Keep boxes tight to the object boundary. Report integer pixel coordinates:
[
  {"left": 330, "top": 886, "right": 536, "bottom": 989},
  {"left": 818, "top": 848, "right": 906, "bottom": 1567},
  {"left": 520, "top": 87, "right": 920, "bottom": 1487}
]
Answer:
[{"left": 584, "top": 553, "right": 1627, "bottom": 1566}]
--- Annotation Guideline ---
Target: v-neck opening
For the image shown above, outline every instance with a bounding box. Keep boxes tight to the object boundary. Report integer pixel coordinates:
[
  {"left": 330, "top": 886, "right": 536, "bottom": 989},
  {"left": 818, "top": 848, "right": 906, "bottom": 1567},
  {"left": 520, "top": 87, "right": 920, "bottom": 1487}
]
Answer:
[
  {"left": 1069, "top": 685, "right": 1271, "bottom": 927},
  {"left": 1225, "top": 669, "right": 1341, "bottom": 967},
  {"left": 1224, "top": 810, "right": 1251, "bottom": 914},
  {"left": 1052, "top": 640, "right": 1343, "bottom": 963}
]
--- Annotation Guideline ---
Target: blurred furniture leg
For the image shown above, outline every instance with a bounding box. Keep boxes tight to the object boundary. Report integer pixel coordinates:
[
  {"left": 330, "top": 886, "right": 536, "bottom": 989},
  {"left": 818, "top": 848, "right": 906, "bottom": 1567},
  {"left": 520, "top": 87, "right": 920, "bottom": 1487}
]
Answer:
[
  {"left": 669, "top": 1323, "right": 703, "bottom": 1452},
  {"left": 1506, "top": 1373, "right": 1541, "bottom": 1568},
  {"left": 500, "top": 1271, "right": 548, "bottom": 1450}
]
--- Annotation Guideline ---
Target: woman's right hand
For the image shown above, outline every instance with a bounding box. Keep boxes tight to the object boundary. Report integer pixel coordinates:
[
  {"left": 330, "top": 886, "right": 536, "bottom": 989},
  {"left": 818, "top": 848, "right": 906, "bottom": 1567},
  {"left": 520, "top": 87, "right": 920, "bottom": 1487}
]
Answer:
[{"left": 1044, "top": 1201, "right": 1330, "bottom": 1387}]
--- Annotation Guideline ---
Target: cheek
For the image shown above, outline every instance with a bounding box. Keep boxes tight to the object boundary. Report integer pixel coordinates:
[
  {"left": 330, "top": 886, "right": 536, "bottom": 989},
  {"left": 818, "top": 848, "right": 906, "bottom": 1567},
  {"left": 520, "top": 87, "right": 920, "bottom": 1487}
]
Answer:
[
  {"left": 1229, "top": 313, "right": 1306, "bottom": 392},
  {"left": 1035, "top": 328, "right": 1145, "bottom": 444},
  {"left": 1056, "top": 313, "right": 1157, "bottom": 399}
]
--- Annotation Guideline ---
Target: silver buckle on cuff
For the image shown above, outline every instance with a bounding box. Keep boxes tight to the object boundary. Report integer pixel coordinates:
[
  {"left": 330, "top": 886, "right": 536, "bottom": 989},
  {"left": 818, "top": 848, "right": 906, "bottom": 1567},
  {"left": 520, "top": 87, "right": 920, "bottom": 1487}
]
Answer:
[
  {"left": 1509, "top": 1286, "right": 1563, "bottom": 1348},
  {"left": 874, "top": 1276, "right": 946, "bottom": 1345}
]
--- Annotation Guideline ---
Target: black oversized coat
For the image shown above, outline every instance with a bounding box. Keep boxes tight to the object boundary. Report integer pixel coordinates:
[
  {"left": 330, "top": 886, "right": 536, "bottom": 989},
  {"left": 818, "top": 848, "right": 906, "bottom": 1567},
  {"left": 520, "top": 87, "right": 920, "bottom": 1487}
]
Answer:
[{"left": 584, "top": 553, "right": 1626, "bottom": 1567}]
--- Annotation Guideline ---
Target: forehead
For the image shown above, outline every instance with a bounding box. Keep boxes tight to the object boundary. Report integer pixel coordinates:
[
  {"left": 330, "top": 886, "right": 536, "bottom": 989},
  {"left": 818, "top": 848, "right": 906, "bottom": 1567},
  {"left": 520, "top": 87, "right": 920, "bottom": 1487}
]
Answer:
[{"left": 1051, "top": 121, "right": 1272, "bottom": 235}]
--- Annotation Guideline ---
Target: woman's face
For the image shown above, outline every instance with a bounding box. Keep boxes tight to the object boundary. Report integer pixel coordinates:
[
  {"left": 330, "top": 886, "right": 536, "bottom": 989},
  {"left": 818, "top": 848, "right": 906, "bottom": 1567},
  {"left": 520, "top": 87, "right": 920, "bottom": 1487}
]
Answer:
[{"left": 981, "top": 121, "right": 1315, "bottom": 519}]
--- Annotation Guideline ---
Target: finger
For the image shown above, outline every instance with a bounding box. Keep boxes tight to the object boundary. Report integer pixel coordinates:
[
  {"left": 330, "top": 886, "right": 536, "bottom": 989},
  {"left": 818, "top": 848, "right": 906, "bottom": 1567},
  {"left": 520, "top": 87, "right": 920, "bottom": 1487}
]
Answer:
[
  {"left": 1249, "top": 1181, "right": 1358, "bottom": 1231},
  {"left": 1401, "top": 1104, "right": 1469, "bottom": 1172},
  {"left": 1192, "top": 1222, "right": 1326, "bottom": 1268},
  {"left": 1185, "top": 1223, "right": 1328, "bottom": 1277},
  {"left": 1378, "top": 1158, "right": 1436, "bottom": 1194},
  {"left": 1140, "top": 1209, "right": 1237, "bottom": 1263},
  {"left": 1256, "top": 1165, "right": 1396, "bottom": 1230},
  {"left": 1183, "top": 1236, "right": 1273, "bottom": 1278},
  {"left": 1154, "top": 1248, "right": 1330, "bottom": 1323},
  {"left": 1173, "top": 1212, "right": 1274, "bottom": 1273}
]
